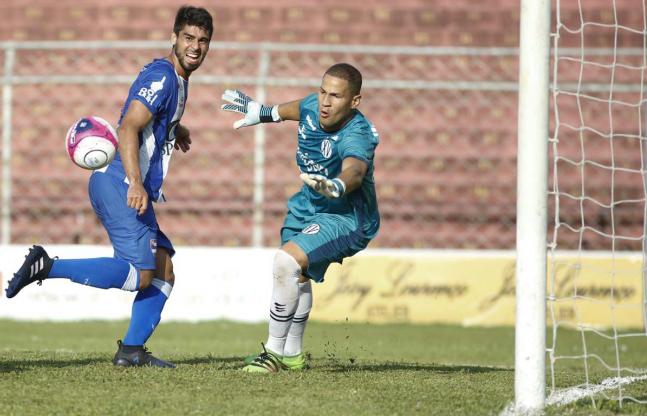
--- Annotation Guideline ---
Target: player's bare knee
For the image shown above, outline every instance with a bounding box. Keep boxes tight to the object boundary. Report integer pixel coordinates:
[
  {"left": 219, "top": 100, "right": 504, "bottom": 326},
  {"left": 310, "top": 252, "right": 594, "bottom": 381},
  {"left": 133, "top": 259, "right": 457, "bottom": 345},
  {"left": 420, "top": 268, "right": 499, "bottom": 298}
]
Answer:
[
  {"left": 155, "top": 248, "right": 174, "bottom": 285},
  {"left": 273, "top": 250, "right": 302, "bottom": 286},
  {"left": 163, "top": 270, "right": 175, "bottom": 286},
  {"left": 138, "top": 269, "right": 155, "bottom": 290}
]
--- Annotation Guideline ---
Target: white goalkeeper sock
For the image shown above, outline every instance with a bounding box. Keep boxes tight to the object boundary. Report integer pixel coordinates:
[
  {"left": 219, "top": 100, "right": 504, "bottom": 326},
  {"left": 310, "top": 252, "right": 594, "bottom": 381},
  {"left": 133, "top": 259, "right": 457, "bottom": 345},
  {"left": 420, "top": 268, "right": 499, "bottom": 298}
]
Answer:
[
  {"left": 284, "top": 280, "right": 312, "bottom": 357},
  {"left": 266, "top": 250, "right": 301, "bottom": 355}
]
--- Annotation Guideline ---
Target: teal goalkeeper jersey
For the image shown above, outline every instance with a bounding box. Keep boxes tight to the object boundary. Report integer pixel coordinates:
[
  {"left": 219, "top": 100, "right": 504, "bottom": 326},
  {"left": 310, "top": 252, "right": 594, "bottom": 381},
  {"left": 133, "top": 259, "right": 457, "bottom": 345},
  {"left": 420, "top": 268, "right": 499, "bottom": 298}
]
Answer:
[{"left": 287, "top": 93, "right": 380, "bottom": 239}]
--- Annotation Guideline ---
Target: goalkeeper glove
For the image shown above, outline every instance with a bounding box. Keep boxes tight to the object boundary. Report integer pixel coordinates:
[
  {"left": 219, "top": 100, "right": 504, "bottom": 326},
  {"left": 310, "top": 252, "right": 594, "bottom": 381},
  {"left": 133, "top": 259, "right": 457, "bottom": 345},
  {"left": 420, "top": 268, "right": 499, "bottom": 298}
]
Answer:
[
  {"left": 221, "top": 89, "right": 281, "bottom": 129},
  {"left": 300, "top": 173, "right": 346, "bottom": 199}
]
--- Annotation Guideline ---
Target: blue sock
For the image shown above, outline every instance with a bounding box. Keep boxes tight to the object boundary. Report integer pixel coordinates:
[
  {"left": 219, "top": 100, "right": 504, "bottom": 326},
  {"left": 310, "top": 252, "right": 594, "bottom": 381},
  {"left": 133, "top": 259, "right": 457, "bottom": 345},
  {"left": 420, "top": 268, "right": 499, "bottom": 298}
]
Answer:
[
  {"left": 49, "top": 258, "right": 139, "bottom": 291},
  {"left": 123, "top": 279, "right": 172, "bottom": 346}
]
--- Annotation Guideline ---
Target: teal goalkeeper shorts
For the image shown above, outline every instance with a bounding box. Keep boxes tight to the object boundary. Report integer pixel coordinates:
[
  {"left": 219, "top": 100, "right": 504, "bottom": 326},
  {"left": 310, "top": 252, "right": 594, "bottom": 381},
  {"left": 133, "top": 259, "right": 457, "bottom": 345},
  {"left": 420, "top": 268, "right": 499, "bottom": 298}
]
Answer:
[{"left": 280, "top": 211, "right": 370, "bottom": 282}]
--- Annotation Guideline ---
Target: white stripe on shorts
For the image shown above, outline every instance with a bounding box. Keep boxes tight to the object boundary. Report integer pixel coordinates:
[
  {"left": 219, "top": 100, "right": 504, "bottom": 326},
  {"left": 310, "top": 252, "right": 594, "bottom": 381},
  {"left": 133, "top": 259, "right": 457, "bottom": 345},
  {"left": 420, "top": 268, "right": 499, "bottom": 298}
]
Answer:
[{"left": 120, "top": 263, "right": 139, "bottom": 292}]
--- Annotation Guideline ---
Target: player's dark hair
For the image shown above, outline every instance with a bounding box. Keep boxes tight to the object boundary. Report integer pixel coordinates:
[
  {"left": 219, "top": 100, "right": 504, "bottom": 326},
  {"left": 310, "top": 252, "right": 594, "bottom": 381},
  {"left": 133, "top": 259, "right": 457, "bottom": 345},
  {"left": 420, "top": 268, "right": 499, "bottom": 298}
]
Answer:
[
  {"left": 173, "top": 6, "right": 213, "bottom": 39},
  {"left": 324, "top": 63, "right": 363, "bottom": 95}
]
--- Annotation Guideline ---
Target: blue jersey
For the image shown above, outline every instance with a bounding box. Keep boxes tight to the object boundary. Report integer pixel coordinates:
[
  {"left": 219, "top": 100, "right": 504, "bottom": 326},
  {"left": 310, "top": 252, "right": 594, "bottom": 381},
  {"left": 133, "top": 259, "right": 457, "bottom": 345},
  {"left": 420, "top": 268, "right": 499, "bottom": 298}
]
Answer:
[
  {"left": 289, "top": 93, "right": 380, "bottom": 239},
  {"left": 101, "top": 58, "right": 188, "bottom": 202}
]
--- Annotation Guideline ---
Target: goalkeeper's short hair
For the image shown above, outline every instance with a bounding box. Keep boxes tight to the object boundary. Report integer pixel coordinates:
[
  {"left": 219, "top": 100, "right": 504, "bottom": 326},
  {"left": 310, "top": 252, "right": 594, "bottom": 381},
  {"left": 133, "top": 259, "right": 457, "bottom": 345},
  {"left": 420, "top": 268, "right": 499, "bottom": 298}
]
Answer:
[{"left": 325, "top": 63, "right": 362, "bottom": 95}]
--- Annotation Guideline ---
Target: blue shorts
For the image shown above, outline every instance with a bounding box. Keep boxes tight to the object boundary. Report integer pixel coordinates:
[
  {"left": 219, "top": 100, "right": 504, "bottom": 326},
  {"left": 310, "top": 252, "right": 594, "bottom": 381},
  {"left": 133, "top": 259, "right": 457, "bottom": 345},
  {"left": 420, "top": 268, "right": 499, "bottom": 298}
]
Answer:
[
  {"left": 88, "top": 172, "right": 174, "bottom": 270},
  {"left": 281, "top": 211, "right": 370, "bottom": 282}
]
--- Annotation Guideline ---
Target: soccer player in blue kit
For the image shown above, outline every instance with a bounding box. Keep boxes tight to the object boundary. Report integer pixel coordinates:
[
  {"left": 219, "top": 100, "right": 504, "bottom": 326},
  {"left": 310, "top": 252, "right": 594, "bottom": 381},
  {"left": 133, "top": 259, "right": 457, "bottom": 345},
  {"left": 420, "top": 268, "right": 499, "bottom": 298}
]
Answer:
[
  {"left": 221, "top": 63, "right": 380, "bottom": 372},
  {"left": 5, "top": 6, "right": 213, "bottom": 368}
]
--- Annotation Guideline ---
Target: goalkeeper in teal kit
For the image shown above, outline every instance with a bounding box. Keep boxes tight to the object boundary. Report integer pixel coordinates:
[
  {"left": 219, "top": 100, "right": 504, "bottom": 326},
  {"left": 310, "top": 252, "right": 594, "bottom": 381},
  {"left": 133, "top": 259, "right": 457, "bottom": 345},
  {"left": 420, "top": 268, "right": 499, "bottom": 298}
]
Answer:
[{"left": 222, "top": 63, "right": 380, "bottom": 372}]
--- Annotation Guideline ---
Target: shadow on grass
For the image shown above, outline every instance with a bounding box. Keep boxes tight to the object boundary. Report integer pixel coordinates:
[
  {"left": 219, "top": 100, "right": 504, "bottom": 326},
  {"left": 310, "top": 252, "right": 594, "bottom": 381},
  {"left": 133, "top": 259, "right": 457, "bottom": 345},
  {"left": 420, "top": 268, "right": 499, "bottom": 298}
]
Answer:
[
  {"left": 0, "top": 355, "right": 246, "bottom": 372},
  {"left": 1, "top": 355, "right": 507, "bottom": 375},
  {"left": 173, "top": 355, "right": 243, "bottom": 366},
  {"left": 0, "top": 356, "right": 106, "bottom": 373},
  {"left": 0, "top": 354, "right": 248, "bottom": 372},
  {"left": 321, "top": 361, "right": 512, "bottom": 374}
]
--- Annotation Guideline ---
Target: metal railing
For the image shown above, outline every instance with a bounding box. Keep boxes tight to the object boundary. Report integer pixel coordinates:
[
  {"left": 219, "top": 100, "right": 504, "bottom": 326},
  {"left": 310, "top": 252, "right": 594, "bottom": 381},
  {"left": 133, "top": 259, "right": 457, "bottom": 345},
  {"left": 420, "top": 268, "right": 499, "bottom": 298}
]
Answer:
[{"left": 0, "top": 40, "right": 528, "bottom": 247}]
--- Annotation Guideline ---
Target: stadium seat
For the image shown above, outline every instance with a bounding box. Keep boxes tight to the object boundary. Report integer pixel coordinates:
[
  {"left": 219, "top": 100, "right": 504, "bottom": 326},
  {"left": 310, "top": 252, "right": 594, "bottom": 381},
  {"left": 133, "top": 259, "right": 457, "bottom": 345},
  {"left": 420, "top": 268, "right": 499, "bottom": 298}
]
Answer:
[{"left": 4, "top": 0, "right": 642, "bottom": 250}]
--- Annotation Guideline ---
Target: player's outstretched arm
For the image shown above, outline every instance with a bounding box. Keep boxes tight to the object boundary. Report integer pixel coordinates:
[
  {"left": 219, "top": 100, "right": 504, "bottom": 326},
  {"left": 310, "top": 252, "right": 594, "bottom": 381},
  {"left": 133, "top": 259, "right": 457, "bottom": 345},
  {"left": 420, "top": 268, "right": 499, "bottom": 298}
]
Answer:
[
  {"left": 118, "top": 100, "right": 153, "bottom": 215},
  {"left": 300, "top": 157, "right": 368, "bottom": 199},
  {"left": 221, "top": 90, "right": 301, "bottom": 129}
]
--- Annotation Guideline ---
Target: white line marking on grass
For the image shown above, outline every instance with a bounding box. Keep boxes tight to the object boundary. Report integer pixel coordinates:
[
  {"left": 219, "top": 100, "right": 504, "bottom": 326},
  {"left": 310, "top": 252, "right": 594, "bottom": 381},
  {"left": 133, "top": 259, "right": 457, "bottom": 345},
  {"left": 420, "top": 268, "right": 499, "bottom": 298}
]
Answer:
[
  {"left": 499, "top": 375, "right": 647, "bottom": 415},
  {"left": 546, "top": 375, "right": 647, "bottom": 406},
  {"left": 498, "top": 402, "right": 517, "bottom": 416}
]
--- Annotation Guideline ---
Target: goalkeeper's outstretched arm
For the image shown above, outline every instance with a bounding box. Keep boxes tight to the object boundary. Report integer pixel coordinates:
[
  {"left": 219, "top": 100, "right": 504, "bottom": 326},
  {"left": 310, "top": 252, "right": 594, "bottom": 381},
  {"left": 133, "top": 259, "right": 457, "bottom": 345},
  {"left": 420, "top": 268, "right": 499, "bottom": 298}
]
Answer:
[
  {"left": 221, "top": 89, "right": 301, "bottom": 128},
  {"left": 275, "top": 99, "right": 300, "bottom": 122},
  {"left": 337, "top": 157, "right": 368, "bottom": 194}
]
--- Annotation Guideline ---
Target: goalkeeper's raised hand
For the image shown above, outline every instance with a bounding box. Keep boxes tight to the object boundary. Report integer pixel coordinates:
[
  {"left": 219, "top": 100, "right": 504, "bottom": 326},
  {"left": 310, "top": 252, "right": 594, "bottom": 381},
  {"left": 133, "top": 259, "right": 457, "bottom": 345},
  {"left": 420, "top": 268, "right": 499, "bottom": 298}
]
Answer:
[
  {"left": 300, "top": 173, "right": 346, "bottom": 199},
  {"left": 221, "top": 89, "right": 281, "bottom": 129}
]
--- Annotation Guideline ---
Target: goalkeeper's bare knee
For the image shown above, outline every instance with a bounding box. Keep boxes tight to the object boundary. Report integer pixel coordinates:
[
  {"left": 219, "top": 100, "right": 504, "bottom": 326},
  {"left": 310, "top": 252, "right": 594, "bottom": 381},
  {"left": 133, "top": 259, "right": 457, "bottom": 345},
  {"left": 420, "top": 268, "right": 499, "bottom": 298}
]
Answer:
[{"left": 279, "top": 242, "right": 309, "bottom": 271}]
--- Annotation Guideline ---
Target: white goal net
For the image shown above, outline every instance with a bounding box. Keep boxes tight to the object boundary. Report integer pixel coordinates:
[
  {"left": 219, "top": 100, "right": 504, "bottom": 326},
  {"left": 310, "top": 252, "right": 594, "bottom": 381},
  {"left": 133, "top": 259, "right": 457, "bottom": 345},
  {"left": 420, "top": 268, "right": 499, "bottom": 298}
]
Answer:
[{"left": 549, "top": 0, "right": 647, "bottom": 407}]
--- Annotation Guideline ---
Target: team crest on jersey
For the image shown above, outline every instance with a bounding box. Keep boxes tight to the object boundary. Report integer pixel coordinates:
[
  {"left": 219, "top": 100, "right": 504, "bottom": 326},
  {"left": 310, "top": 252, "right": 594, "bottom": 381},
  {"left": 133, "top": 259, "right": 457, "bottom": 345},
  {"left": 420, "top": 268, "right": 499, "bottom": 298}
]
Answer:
[
  {"left": 302, "top": 224, "right": 320, "bottom": 235},
  {"left": 321, "top": 139, "right": 333, "bottom": 159},
  {"left": 150, "top": 238, "right": 157, "bottom": 254},
  {"left": 138, "top": 75, "right": 166, "bottom": 105}
]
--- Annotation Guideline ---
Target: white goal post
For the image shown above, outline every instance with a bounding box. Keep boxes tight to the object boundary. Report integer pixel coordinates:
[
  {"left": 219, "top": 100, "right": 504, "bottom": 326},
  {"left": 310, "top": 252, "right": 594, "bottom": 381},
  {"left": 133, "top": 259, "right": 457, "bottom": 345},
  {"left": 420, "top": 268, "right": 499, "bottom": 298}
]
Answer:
[
  {"left": 515, "top": 0, "right": 551, "bottom": 413},
  {"left": 518, "top": 0, "right": 647, "bottom": 412}
]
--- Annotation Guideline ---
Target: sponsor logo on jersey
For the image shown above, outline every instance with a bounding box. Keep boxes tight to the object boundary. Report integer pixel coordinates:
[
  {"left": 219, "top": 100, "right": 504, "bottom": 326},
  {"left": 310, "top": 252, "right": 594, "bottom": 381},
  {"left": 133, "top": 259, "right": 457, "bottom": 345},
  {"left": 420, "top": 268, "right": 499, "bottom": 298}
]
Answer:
[
  {"left": 162, "top": 120, "right": 180, "bottom": 156},
  {"left": 298, "top": 124, "right": 307, "bottom": 140},
  {"left": 321, "top": 139, "right": 332, "bottom": 159},
  {"left": 138, "top": 75, "right": 166, "bottom": 105},
  {"left": 297, "top": 150, "right": 328, "bottom": 176},
  {"left": 302, "top": 224, "right": 320, "bottom": 235},
  {"left": 150, "top": 238, "right": 157, "bottom": 254}
]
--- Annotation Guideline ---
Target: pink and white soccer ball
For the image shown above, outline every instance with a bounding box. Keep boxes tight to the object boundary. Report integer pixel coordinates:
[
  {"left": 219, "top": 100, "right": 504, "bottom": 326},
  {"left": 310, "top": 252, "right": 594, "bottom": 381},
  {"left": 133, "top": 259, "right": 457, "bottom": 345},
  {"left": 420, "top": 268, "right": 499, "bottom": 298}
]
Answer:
[{"left": 66, "top": 116, "right": 118, "bottom": 170}]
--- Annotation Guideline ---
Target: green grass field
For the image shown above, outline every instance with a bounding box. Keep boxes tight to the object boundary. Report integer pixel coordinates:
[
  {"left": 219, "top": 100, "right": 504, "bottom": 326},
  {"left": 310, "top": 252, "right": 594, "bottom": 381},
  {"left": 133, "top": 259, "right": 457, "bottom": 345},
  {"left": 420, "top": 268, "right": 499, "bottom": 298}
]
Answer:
[{"left": 0, "top": 320, "right": 646, "bottom": 415}]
